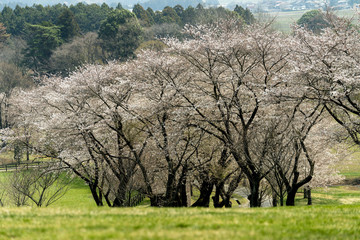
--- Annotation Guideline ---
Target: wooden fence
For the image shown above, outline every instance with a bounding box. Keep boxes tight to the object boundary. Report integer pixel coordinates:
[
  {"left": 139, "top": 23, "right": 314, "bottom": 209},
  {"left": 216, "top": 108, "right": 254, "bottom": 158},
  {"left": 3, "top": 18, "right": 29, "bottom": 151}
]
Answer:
[{"left": 0, "top": 161, "right": 42, "bottom": 172}]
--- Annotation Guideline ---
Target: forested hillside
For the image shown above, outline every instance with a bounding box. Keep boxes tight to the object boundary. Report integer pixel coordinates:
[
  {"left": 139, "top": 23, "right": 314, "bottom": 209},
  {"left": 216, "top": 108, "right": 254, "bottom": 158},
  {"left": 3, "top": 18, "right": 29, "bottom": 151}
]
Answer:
[
  {"left": 0, "top": 3, "right": 254, "bottom": 75},
  {"left": 0, "top": 0, "right": 221, "bottom": 11}
]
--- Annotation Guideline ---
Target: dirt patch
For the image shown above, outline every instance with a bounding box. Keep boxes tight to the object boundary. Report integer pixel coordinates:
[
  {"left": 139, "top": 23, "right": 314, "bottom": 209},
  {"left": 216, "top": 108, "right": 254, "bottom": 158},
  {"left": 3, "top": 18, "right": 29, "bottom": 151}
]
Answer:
[{"left": 340, "top": 198, "right": 360, "bottom": 204}]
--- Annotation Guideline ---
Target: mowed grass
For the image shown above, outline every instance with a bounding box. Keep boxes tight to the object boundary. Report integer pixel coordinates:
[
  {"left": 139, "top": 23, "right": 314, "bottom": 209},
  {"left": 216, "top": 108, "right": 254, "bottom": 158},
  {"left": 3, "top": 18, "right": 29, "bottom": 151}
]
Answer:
[
  {"left": 50, "top": 177, "right": 96, "bottom": 208},
  {"left": 0, "top": 176, "right": 360, "bottom": 240},
  {"left": 0, "top": 205, "right": 360, "bottom": 239},
  {"left": 295, "top": 186, "right": 360, "bottom": 206}
]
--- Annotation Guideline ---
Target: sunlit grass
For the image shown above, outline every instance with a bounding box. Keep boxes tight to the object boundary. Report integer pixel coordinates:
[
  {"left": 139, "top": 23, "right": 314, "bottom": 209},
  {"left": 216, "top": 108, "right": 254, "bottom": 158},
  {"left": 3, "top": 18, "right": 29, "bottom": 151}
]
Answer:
[
  {"left": 295, "top": 186, "right": 360, "bottom": 206},
  {"left": 0, "top": 205, "right": 359, "bottom": 239}
]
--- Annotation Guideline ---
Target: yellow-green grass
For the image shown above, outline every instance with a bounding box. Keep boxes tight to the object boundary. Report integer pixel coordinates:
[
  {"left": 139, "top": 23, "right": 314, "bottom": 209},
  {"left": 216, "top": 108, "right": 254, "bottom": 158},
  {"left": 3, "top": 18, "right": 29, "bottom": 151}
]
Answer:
[
  {"left": 0, "top": 205, "right": 359, "bottom": 239},
  {"left": 296, "top": 186, "right": 360, "bottom": 206},
  {"left": 264, "top": 9, "right": 358, "bottom": 33},
  {"left": 50, "top": 177, "right": 96, "bottom": 208},
  {"left": 1, "top": 174, "right": 360, "bottom": 239}
]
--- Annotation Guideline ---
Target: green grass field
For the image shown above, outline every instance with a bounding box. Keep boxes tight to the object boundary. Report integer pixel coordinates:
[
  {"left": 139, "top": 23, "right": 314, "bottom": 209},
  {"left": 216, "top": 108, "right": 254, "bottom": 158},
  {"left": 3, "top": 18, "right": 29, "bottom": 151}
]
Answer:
[
  {"left": 0, "top": 170, "right": 358, "bottom": 239},
  {"left": 0, "top": 205, "right": 359, "bottom": 239}
]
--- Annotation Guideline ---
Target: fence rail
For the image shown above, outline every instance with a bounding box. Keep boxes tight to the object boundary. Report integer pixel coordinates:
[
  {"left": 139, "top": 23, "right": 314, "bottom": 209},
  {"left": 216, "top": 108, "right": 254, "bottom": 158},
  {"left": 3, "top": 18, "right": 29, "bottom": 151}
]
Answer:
[{"left": 0, "top": 161, "right": 42, "bottom": 172}]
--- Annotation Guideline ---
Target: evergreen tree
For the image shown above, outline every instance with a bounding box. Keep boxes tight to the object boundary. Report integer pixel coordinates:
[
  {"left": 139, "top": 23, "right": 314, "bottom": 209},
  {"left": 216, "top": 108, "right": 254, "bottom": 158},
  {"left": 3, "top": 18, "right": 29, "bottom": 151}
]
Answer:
[
  {"left": 98, "top": 9, "right": 143, "bottom": 61},
  {"left": 57, "top": 8, "right": 80, "bottom": 42},
  {"left": 0, "top": 23, "right": 9, "bottom": 44},
  {"left": 234, "top": 5, "right": 254, "bottom": 25},
  {"left": 156, "top": 6, "right": 181, "bottom": 24},
  {"left": 23, "top": 22, "right": 62, "bottom": 72},
  {"left": 297, "top": 10, "right": 330, "bottom": 34},
  {"left": 133, "top": 4, "right": 154, "bottom": 27}
]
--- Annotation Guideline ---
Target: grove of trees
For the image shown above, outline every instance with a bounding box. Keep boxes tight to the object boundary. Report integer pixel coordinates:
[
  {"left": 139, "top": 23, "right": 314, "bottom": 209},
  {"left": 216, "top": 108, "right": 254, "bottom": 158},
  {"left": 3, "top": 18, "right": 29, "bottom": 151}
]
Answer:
[{"left": 0, "top": 8, "right": 351, "bottom": 209}]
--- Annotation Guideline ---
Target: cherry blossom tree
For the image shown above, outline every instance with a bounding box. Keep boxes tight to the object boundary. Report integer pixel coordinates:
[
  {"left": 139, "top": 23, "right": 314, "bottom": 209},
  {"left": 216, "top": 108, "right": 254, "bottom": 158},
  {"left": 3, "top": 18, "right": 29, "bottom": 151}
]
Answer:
[
  {"left": 123, "top": 51, "right": 220, "bottom": 207},
  {"left": 163, "top": 20, "right": 291, "bottom": 207},
  {"left": 290, "top": 15, "right": 360, "bottom": 147},
  {"left": 10, "top": 63, "right": 149, "bottom": 207}
]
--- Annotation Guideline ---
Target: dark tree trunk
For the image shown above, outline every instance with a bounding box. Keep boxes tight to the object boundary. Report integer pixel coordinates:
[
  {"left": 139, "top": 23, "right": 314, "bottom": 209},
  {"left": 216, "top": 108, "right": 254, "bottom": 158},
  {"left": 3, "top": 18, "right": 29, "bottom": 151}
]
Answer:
[
  {"left": 26, "top": 144, "right": 30, "bottom": 162},
  {"left": 248, "top": 179, "right": 261, "bottom": 207},
  {"left": 285, "top": 175, "right": 313, "bottom": 206},
  {"left": 89, "top": 185, "right": 103, "bottom": 206},
  {"left": 224, "top": 198, "right": 232, "bottom": 208},
  {"left": 4, "top": 101, "right": 8, "bottom": 128},
  {"left": 307, "top": 188, "right": 312, "bottom": 205},
  {"left": 150, "top": 195, "right": 166, "bottom": 207},
  {"left": 304, "top": 188, "right": 308, "bottom": 198},
  {"left": 104, "top": 189, "right": 112, "bottom": 207},
  {"left": 280, "top": 194, "right": 284, "bottom": 206},
  {"left": 179, "top": 178, "right": 191, "bottom": 207},
  {"left": 212, "top": 181, "right": 233, "bottom": 208},
  {"left": 285, "top": 188, "right": 298, "bottom": 206},
  {"left": 112, "top": 183, "right": 128, "bottom": 207},
  {"left": 0, "top": 104, "right": 2, "bottom": 129},
  {"left": 212, "top": 183, "right": 223, "bottom": 208},
  {"left": 191, "top": 179, "right": 213, "bottom": 207},
  {"left": 272, "top": 192, "right": 278, "bottom": 207}
]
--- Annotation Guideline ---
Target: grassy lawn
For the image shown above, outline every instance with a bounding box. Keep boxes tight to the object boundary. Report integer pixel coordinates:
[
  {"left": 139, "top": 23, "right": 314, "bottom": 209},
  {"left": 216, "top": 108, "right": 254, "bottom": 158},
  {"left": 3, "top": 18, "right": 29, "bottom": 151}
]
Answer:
[
  {"left": 0, "top": 174, "right": 358, "bottom": 239},
  {"left": 295, "top": 186, "right": 360, "bottom": 206},
  {"left": 0, "top": 205, "right": 359, "bottom": 239}
]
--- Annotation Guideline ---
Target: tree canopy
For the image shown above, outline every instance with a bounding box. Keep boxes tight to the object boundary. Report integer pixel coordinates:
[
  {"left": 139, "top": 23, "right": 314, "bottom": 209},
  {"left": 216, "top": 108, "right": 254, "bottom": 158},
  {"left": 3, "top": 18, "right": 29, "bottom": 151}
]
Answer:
[{"left": 98, "top": 9, "right": 142, "bottom": 60}]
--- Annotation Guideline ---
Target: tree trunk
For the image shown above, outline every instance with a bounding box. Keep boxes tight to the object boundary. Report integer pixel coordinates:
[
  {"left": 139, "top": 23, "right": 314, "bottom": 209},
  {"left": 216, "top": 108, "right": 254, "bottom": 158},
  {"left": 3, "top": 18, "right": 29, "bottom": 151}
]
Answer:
[
  {"left": 104, "top": 189, "right": 112, "bottom": 207},
  {"left": 150, "top": 195, "right": 166, "bottom": 207},
  {"left": 304, "top": 188, "right": 308, "bottom": 198},
  {"left": 179, "top": 178, "right": 191, "bottom": 207},
  {"left": 272, "top": 192, "right": 278, "bottom": 207},
  {"left": 164, "top": 170, "right": 180, "bottom": 207},
  {"left": 89, "top": 185, "right": 103, "bottom": 206},
  {"left": 280, "top": 194, "right": 284, "bottom": 206},
  {"left": 26, "top": 144, "right": 30, "bottom": 162},
  {"left": 285, "top": 188, "right": 298, "bottom": 206},
  {"left": 0, "top": 103, "right": 2, "bottom": 129},
  {"left": 4, "top": 101, "right": 8, "bottom": 128},
  {"left": 248, "top": 180, "right": 261, "bottom": 207},
  {"left": 191, "top": 180, "right": 213, "bottom": 207},
  {"left": 307, "top": 188, "right": 312, "bottom": 205},
  {"left": 223, "top": 196, "right": 232, "bottom": 208},
  {"left": 112, "top": 184, "right": 128, "bottom": 207},
  {"left": 212, "top": 183, "right": 223, "bottom": 208}
]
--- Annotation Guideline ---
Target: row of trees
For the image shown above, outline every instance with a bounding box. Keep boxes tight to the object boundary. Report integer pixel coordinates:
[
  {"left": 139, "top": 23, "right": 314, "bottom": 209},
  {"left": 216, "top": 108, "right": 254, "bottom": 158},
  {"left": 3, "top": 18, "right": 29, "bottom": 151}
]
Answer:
[
  {"left": 0, "top": 3, "right": 254, "bottom": 36},
  {"left": 6, "top": 14, "right": 348, "bottom": 208},
  {"left": 0, "top": 4, "right": 255, "bottom": 132}
]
